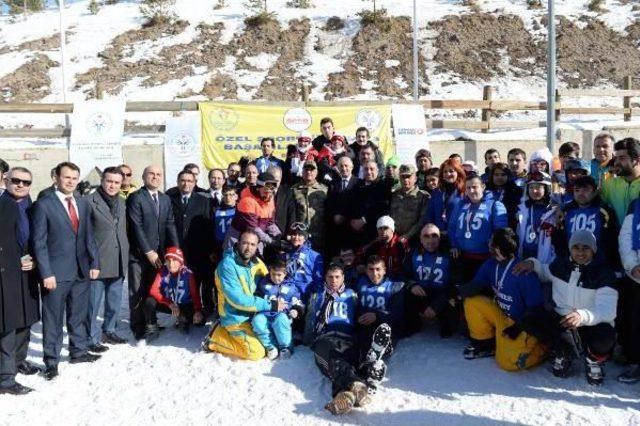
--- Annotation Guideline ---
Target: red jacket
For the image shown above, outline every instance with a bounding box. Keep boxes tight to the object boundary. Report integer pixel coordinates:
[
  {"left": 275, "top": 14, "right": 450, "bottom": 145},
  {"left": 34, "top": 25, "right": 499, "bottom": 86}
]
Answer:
[
  {"left": 149, "top": 266, "right": 202, "bottom": 312},
  {"left": 360, "top": 234, "right": 409, "bottom": 277}
]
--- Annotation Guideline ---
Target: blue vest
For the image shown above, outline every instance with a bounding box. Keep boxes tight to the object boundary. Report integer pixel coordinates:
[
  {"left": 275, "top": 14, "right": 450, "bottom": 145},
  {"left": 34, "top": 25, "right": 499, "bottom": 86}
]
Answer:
[
  {"left": 409, "top": 249, "right": 450, "bottom": 290},
  {"left": 356, "top": 276, "right": 403, "bottom": 322},
  {"left": 313, "top": 289, "right": 358, "bottom": 335},
  {"left": 631, "top": 200, "right": 640, "bottom": 250},
  {"left": 159, "top": 268, "right": 194, "bottom": 305},
  {"left": 256, "top": 277, "right": 301, "bottom": 319},
  {"left": 448, "top": 197, "right": 508, "bottom": 254},
  {"left": 564, "top": 205, "right": 604, "bottom": 242},
  {"left": 521, "top": 203, "right": 547, "bottom": 257},
  {"left": 214, "top": 207, "right": 235, "bottom": 242}
]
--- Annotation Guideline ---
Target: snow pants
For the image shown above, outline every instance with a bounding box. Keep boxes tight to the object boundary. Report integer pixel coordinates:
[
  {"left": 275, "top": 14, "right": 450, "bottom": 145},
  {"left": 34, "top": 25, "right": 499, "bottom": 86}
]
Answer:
[
  {"left": 464, "top": 296, "right": 546, "bottom": 371},
  {"left": 251, "top": 312, "right": 292, "bottom": 350},
  {"left": 206, "top": 321, "right": 265, "bottom": 361},
  {"left": 617, "top": 277, "right": 640, "bottom": 363},
  {"left": 312, "top": 333, "right": 362, "bottom": 397}
]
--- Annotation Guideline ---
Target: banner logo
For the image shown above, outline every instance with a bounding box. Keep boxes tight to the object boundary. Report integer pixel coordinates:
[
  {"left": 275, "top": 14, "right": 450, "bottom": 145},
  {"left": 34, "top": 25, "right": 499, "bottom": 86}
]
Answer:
[
  {"left": 356, "top": 109, "right": 381, "bottom": 131},
  {"left": 169, "top": 133, "right": 195, "bottom": 155},
  {"left": 209, "top": 107, "right": 239, "bottom": 131},
  {"left": 283, "top": 108, "right": 312, "bottom": 132},
  {"left": 86, "top": 112, "right": 113, "bottom": 137}
]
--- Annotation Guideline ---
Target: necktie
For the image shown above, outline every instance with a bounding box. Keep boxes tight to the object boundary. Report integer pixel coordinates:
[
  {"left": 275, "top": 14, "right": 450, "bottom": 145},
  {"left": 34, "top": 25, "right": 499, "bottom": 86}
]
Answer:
[
  {"left": 342, "top": 179, "right": 348, "bottom": 190},
  {"left": 152, "top": 193, "right": 159, "bottom": 216},
  {"left": 182, "top": 195, "right": 188, "bottom": 206},
  {"left": 66, "top": 197, "right": 79, "bottom": 233}
]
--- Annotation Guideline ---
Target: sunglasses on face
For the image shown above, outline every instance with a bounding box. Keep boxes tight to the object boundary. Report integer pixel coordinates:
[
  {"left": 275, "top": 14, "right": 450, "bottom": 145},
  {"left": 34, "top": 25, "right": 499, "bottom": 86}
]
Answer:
[
  {"left": 9, "top": 177, "right": 32, "bottom": 186},
  {"left": 123, "top": 173, "right": 132, "bottom": 177}
]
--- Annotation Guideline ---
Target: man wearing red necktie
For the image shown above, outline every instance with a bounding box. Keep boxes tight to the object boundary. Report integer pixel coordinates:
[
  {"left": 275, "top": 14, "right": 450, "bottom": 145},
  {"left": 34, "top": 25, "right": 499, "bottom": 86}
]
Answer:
[{"left": 31, "top": 162, "right": 101, "bottom": 381}]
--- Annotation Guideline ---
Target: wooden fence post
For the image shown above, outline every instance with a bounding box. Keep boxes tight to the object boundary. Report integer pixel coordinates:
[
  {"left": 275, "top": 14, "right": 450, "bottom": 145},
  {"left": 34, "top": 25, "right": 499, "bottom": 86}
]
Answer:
[
  {"left": 301, "top": 84, "right": 309, "bottom": 104},
  {"left": 481, "top": 85, "right": 492, "bottom": 133},
  {"left": 95, "top": 79, "right": 104, "bottom": 100},
  {"left": 555, "top": 89, "right": 561, "bottom": 123},
  {"left": 624, "top": 75, "right": 632, "bottom": 122}
]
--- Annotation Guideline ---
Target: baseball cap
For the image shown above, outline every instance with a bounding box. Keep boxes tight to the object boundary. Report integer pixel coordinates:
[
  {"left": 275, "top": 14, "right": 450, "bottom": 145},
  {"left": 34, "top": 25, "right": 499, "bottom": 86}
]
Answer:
[{"left": 376, "top": 215, "right": 395, "bottom": 232}]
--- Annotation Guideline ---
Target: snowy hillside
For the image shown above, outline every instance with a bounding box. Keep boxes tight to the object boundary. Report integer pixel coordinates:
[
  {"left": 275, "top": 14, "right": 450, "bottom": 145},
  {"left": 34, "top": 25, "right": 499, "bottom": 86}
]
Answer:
[
  {"left": 0, "top": 303, "right": 638, "bottom": 426},
  {"left": 2, "top": 0, "right": 640, "bottom": 131}
]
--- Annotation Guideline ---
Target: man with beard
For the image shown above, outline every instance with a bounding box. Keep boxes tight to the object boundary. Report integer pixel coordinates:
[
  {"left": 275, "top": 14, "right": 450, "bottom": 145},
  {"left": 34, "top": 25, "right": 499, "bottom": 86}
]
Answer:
[
  {"left": 590, "top": 133, "right": 615, "bottom": 188},
  {"left": 601, "top": 137, "right": 640, "bottom": 226},
  {"left": 203, "top": 230, "right": 285, "bottom": 360}
]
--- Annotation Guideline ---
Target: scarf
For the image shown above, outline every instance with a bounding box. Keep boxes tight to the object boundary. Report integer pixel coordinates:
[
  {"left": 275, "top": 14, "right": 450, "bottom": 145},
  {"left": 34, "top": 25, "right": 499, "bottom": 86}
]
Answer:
[
  {"left": 97, "top": 186, "right": 119, "bottom": 217},
  {"left": 4, "top": 193, "right": 31, "bottom": 252}
]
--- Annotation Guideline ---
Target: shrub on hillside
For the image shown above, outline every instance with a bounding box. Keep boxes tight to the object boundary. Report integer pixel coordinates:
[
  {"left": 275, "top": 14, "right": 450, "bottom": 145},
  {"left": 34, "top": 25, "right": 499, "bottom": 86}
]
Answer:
[
  {"left": 324, "top": 16, "right": 345, "bottom": 31},
  {"left": 244, "top": 11, "right": 277, "bottom": 27},
  {"left": 139, "top": 0, "right": 176, "bottom": 26},
  {"left": 286, "top": 0, "right": 313, "bottom": 7},
  {"left": 88, "top": 0, "right": 100, "bottom": 15},
  {"left": 358, "top": 8, "right": 391, "bottom": 31}
]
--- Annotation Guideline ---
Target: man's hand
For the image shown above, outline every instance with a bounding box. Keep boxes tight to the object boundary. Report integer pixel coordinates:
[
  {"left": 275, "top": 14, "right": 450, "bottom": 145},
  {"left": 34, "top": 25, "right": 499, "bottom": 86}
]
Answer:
[
  {"left": 334, "top": 214, "right": 345, "bottom": 225},
  {"left": 410, "top": 285, "right": 426, "bottom": 297},
  {"left": 450, "top": 248, "right": 460, "bottom": 259},
  {"left": 420, "top": 307, "right": 436, "bottom": 320},
  {"left": 20, "top": 258, "right": 34, "bottom": 272},
  {"left": 193, "top": 311, "right": 204, "bottom": 324},
  {"left": 357, "top": 312, "right": 377, "bottom": 325},
  {"left": 560, "top": 311, "right": 582, "bottom": 329},
  {"left": 146, "top": 251, "right": 162, "bottom": 269},
  {"left": 632, "top": 265, "right": 640, "bottom": 280},
  {"left": 89, "top": 269, "right": 100, "bottom": 280},
  {"left": 350, "top": 219, "right": 365, "bottom": 232},
  {"left": 43, "top": 276, "right": 57, "bottom": 290},
  {"left": 170, "top": 303, "right": 180, "bottom": 317},
  {"left": 512, "top": 260, "right": 534, "bottom": 276}
]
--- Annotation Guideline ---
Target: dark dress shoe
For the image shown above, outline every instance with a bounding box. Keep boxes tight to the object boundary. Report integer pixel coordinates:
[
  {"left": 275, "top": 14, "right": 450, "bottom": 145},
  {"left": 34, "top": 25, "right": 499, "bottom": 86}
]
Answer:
[
  {"left": 17, "top": 361, "right": 42, "bottom": 376},
  {"left": 88, "top": 343, "right": 109, "bottom": 353},
  {"left": 0, "top": 382, "right": 33, "bottom": 395},
  {"left": 102, "top": 333, "right": 127, "bottom": 345},
  {"left": 69, "top": 353, "right": 101, "bottom": 364},
  {"left": 43, "top": 366, "right": 59, "bottom": 381}
]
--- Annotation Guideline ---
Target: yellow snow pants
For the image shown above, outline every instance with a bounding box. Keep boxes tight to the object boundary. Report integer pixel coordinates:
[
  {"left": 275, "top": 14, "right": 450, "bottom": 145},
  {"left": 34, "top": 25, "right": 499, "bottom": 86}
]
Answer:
[
  {"left": 206, "top": 321, "right": 266, "bottom": 361},
  {"left": 464, "top": 296, "right": 546, "bottom": 371}
]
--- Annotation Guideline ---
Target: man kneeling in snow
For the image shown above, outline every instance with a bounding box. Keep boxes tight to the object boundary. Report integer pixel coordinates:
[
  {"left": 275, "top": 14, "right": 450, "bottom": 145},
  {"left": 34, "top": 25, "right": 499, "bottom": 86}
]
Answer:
[
  {"left": 304, "top": 263, "right": 393, "bottom": 415},
  {"left": 202, "top": 230, "right": 286, "bottom": 360}
]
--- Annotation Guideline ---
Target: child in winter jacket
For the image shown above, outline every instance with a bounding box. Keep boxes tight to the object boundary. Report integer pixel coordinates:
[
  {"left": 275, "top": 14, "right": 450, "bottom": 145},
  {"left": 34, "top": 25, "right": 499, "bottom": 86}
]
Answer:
[
  {"left": 251, "top": 260, "right": 304, "bottom": 360},
  {"left": 143, "top": 247, "right": 203, "bottom": 341}
]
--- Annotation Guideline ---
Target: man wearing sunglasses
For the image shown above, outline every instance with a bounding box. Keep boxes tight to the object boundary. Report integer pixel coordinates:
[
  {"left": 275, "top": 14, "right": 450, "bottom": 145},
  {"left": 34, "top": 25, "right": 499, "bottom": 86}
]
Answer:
[
  {"left": 117, "top": 164, "right": 137, "bottom": 199},
  {"left": 0, "top": 167, "right": 41, "bottom": 394}
]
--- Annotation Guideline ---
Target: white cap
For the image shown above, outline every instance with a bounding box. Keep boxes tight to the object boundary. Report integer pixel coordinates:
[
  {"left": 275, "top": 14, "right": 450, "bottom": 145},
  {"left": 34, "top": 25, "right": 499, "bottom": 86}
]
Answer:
[
  {"left": 376, "top": 215, "right": 395, "bottom": 232},
  {"left": 298, "top": 130, "right": 312, "bottom": 140}
]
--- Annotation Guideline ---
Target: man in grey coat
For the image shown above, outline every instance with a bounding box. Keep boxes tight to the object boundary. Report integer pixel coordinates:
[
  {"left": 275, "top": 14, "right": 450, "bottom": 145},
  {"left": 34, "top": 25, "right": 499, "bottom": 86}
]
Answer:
[{"left": 87, "top": 167, "right": 130, "bottom": 350}]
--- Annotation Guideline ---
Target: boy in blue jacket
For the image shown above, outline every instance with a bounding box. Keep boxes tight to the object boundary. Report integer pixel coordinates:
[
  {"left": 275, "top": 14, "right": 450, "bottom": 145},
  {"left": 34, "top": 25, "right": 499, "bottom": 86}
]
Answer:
[
  {"left": 306, "top": 263, "right": 394, "bottom": 416},
  {"left": 458, "top": 228, "right": 546, "bottom": 371},
  {"left": 356, "top": 255, "right": 405, "bottom": 358},
  {"left": 252, "top": 260, "right": 304, "bottom": 360}
]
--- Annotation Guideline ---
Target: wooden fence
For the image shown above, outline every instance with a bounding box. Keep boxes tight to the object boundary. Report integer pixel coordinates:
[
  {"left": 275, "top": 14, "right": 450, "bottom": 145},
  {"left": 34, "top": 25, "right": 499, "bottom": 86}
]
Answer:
[{"left": 0, "top": 77, "right": 639, "bottom": 138}]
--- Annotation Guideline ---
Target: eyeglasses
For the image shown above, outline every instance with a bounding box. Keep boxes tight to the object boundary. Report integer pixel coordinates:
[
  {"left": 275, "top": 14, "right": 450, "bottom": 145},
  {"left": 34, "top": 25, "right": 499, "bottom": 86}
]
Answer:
[
  {"left": 123, "top": 173, "right": 132, "bottom": 177},
  {"left": 290, "top": 222, "right": 308, "bottom": 232},
  {"left": 9, "top": 177, "right": 32, "bottom": 186}
]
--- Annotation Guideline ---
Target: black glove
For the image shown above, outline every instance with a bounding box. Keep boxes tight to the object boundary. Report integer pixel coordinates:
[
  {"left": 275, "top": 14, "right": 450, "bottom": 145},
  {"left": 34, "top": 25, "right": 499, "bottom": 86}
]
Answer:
[
  {"left": 502, "top": 323, "right": 522, "bottom": 340},
  {"left": 270, "top": 299, "right": 279, "bottom": 312}
]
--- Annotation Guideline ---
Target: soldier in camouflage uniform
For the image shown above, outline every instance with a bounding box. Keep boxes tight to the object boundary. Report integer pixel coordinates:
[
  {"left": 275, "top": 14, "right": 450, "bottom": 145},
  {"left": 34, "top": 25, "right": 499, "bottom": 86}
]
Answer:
[
  {"left": 389, "top": 165, "right": 430, "bottom": 243},
  {"left": 288, "top": 160, "right": 328, "bottom": 252}
]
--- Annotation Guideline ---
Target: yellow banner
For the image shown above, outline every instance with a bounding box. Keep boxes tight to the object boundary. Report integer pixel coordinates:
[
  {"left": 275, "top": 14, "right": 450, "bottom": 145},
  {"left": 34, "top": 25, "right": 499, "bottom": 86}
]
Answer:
[{"left": 200, "top": 103, "right": 394, "bottom": 170}]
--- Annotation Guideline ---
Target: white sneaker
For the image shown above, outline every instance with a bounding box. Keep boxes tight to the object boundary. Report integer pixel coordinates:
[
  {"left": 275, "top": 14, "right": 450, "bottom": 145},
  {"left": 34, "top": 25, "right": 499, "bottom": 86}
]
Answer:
[{"left": 266, "top": 347, "right": 279, "bottom": 361}]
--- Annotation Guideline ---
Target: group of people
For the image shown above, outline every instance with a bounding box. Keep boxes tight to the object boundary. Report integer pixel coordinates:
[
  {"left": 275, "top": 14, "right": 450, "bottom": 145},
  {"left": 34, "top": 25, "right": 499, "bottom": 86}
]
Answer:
[{"left": 1, "top": 119, "right": 640, "bottom": 415}]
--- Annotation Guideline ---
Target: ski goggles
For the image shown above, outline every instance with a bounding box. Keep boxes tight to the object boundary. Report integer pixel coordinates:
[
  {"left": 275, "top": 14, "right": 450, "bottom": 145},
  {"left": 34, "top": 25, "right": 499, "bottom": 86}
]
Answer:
[
  {"left": 289, "top": 222, "right": 309, "bottom": 233},
  {"left": 526, "top": 171, "right": 552, "bottom": 186}
]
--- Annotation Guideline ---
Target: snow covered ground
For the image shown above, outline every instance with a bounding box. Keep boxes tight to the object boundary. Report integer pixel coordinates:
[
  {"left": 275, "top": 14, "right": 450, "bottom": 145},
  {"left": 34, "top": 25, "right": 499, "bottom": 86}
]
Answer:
[{"left": 1, "top": 295, "right": 639, "bottom": 426}]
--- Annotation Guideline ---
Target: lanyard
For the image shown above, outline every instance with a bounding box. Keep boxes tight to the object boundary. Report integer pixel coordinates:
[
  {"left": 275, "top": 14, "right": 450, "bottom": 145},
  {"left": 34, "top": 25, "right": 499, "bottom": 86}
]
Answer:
[
  {"left": 494, "top": 258, "right": 515, "bottom": 290},
  {"left": 464, "top": 202, "right": 478, "bottom": 237},
  {"left": 442, "top": 190, "right": 455, "bottom": 221}
]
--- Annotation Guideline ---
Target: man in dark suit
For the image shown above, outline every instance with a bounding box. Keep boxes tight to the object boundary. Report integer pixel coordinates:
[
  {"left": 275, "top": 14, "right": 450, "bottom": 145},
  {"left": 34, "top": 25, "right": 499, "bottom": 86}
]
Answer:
[
  {"left": 165, "top": 163, "right": 207, "bottom": 198},
  {"left": 204, "top": 168, "right": 225, "bottom": 210},
  {"left": 326, "top": 156, "right": 359, "bottom": 256},
  {"left": 86, "top": 167, "right": 129, "bottom": 350},
  {"left": 170, "top": 170, "right": 213, "bottom": 317},
  {"left": 31, "top": 162, "right": 101, "bottom": 381},
  {"left": 127, "top": 165, "right": 178, "bottom": 339},
  {"left": 0, "top": 167, "right": 40, "bottom": 395}
]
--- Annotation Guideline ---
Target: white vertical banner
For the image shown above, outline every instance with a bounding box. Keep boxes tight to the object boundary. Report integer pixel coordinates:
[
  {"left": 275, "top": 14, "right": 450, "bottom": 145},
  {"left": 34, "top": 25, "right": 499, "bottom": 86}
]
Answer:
[
  {"left": 164, "top": 114, "right": 203, "bottom": 189},
  {"left": 391, "top": 104, "right": 428, "bottom": 166},
  {"left": 69, "top": 99, "right": 125, "bottom": 179}
]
